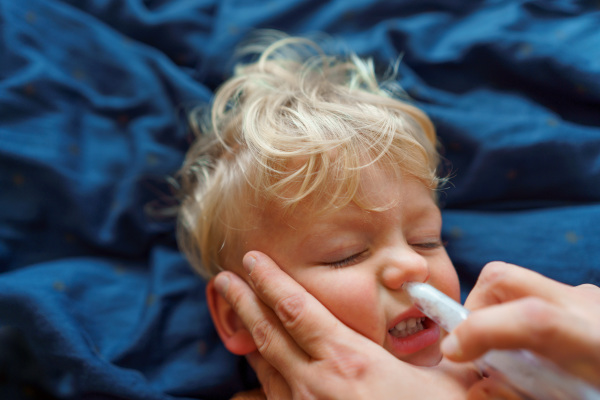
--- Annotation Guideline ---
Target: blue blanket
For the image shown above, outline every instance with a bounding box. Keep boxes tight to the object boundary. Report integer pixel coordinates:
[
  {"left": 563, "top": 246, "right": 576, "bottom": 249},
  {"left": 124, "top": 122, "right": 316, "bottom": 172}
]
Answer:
[{"left": 1, "top": 1, "right": 599, "bottom": 398}]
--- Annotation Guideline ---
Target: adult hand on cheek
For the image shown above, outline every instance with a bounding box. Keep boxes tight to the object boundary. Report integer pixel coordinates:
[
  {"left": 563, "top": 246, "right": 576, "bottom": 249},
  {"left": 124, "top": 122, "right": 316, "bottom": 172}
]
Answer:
[
  {"left": 214, "top": 251, "right": 480, "bottom": 400},
  {"left": 441, "top": 262, "right": 600, "bottom": 399}
]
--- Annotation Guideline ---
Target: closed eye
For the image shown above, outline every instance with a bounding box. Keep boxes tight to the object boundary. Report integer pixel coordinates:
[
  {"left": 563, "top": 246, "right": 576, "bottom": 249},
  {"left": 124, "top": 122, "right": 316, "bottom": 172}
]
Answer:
[
  {"left": 325, "top": 251, "right": 368, "bottom": 269},
  {"left": 411, "top": 240, "right": 446, "bottom": 250}
]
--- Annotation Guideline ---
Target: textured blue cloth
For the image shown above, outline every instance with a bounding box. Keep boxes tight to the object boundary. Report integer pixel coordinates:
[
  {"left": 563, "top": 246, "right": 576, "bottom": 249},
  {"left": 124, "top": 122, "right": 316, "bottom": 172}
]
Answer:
[{"left": 1, "top": 0, "right": 599, "bottom": 398}]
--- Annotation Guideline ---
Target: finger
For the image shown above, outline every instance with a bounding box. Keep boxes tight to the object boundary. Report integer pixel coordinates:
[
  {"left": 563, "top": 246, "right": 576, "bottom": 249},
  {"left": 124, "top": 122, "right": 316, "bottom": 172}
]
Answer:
[
  {"left": 243, "top": 251, "right": 370, "bottom": 359},
  {"left": 213, "top": 271, "right": 311, "bottom": 370},
  {"left": 443, "top": 296, "right": 599, "bottom": 369},
  {"left": 464, "top": 262, "right": 571, "bottom": 310},
  {"left": 433, "top": 358, "right": 483, "bottom": 389},
  {"left": 467, "top": 379, "right": 524, "bottom": 400},
  {"left": 576, "top": 283, "right": 600, "bottom": 295},
  {"left": 246, "top": 352, "right": 292, "bottom": 399}
]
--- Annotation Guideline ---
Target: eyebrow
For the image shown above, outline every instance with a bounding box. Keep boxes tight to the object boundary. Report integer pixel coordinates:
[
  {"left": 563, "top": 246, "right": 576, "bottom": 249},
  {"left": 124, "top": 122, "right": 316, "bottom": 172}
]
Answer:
[
  {"left": 295, "top": 198, "right": 441, "bottom": 252},
  {"left": 295, "top": 209, "right": 367, "bottom": 248}
]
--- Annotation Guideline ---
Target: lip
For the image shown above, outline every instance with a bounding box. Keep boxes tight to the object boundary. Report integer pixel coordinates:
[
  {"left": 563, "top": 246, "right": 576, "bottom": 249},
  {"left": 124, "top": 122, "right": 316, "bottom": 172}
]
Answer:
[{"left": 386, "top": 307, "right": 441, "bottom": 356}]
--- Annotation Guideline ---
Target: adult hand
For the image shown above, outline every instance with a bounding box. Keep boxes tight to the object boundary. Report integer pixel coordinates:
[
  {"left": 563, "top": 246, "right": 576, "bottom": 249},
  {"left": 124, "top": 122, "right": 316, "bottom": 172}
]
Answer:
[
  {"left": 213, "top": 251, "right": 480, "bottom": 400},
  {"left": 441, "top": 262, "right": 600, "bottom": 398}
]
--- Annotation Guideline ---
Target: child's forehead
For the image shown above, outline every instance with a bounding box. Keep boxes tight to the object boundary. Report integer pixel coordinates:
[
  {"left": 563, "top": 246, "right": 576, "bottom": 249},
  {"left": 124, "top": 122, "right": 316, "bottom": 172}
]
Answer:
[{"left": 254, "top": 170, "right": 432, "bottom": 225}]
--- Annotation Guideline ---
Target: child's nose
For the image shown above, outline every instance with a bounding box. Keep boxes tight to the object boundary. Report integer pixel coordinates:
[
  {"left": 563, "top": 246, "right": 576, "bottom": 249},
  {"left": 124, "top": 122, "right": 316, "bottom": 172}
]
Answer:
[{"left": 379, "top": 248, "right": 429, "bottom": 290}]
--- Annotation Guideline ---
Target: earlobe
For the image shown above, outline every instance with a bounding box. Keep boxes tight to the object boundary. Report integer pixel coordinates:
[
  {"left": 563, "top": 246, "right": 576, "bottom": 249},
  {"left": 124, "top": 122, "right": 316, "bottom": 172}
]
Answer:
[{"left": 206, "top": 277, "right": 257, "bottom": 355}]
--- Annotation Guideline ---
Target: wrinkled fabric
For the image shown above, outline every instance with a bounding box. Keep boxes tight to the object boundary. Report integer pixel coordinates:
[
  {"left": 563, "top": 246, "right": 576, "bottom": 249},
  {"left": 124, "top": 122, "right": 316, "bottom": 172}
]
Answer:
[{"left": 1, "top": 0, "right": 599, "bottom": 398}]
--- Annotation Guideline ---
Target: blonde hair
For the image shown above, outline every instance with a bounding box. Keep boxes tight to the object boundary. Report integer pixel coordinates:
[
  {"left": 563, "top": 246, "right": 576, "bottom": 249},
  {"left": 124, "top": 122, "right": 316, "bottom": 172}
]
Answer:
[{"left": 177, "top": 32, "right": 442, "bottom": 279}]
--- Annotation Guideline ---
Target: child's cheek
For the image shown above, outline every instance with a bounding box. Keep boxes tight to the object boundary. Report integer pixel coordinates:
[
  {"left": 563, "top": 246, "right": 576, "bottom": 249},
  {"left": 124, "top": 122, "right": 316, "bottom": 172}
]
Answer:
[
  {"left": 297, "top": 270, "right": 382, "bottom": 342},
  {"left": 429, "top": 264, "right": 461, "bottom": 303}
]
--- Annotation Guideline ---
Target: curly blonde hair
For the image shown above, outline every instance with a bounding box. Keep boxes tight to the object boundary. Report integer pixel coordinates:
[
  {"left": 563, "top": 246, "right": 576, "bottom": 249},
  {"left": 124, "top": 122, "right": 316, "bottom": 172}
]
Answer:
[{"left": 177, "top": 32, "right": 442, "bottom": 278}]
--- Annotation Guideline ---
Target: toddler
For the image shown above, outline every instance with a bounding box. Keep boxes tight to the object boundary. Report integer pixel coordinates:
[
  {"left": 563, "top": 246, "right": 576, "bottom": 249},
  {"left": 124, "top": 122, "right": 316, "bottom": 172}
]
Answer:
[{"left": 177, "top": 32, "right": 462, "bottom": 375}]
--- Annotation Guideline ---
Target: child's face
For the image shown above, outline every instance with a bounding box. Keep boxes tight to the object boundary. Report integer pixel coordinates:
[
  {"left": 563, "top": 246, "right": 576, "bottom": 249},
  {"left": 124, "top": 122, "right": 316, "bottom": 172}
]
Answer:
[{"left": 239, "top": 169, "right": 460, "bottom": 366}]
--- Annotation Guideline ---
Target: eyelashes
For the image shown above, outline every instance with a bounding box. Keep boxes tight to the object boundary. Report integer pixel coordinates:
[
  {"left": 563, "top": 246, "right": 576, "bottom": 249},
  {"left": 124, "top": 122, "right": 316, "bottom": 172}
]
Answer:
[
  {"left": 324, "top": 240, "right": 446, "bottom": 269},
  {"left": 326, "top": 251, "right": 368, "bottom": 269},
  {"left": 411, "top": 239, "right": 447, "bottom": 250}
]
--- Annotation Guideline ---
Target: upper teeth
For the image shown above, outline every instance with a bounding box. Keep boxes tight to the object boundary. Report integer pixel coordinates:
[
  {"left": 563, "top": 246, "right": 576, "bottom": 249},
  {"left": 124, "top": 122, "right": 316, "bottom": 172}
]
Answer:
[{"left": 389, "top": 317, "right": 426, "bottom": 338}]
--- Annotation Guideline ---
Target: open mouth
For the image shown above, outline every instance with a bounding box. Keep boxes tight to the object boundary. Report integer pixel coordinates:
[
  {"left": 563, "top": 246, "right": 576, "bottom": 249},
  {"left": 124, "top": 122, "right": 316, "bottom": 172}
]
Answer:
[
  {"left": 388, "top": 316, "right": 428, "bottom": 338},
  {"left": 386, "top": 315, "right": 441, "bottom": 360}
]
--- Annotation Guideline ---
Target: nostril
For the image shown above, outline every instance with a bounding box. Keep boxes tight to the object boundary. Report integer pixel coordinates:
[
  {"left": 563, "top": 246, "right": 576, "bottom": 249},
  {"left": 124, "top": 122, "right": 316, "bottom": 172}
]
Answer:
[
  {"left": 380, "top": 265, "right": 405, "bottom": 289},
  {"left": 380, "top": 260, "right": 429, "bottom": 290}
]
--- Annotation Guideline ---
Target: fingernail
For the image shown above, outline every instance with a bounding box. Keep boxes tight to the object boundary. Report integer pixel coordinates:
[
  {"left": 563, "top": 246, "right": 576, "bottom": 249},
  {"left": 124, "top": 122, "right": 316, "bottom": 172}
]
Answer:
[
  {"left": 441, "top": 334, "right": 462, "bottom": 357},
  {"left": 213, "top": 273, "right": 230, "bottom": 296},
  {"left": 243, "top": 254, "right": 256, "bottom": 274}
]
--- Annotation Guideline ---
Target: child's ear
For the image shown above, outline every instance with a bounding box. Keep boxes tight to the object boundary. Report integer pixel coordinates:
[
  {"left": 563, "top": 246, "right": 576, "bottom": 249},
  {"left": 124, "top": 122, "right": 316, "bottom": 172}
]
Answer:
[{"left": 206, "top": 277, "right": 257, "bottom": 355}]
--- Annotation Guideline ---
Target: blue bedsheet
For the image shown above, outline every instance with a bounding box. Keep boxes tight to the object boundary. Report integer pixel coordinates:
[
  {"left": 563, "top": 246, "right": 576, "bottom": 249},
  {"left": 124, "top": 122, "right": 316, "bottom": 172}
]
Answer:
[{"left": 1, "top": 1, "right": 599, "bottom": 398}]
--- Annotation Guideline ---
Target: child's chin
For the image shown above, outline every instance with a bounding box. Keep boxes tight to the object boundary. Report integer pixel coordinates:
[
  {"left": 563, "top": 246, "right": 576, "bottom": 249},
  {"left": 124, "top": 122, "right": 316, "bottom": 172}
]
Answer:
[{"left": 399, "top": 347, "right": 443, "bottom": 367}]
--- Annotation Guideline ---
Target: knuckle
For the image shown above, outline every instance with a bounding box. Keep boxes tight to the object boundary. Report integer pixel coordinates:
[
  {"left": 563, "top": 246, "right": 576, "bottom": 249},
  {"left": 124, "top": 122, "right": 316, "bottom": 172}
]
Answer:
[
  {"left": 576, "top": 283, "right": 600, "bottom": 298},
  {"left": 574, "top": 284, "right": 600, "bottom": 312},
  {"left": 327, "top": 352, "right": 369, "bottom": 380},
  {"left": 252, "top": 318, "right": 277, "bottom": 354},
  {"left": 576, "top": 283, "right": 599, "bottom": 290},
  {"left": 274, "top": 292, "right": 306, "bottom": 329},
  {"left": 478, "top": 261, "right": 511, "bottom": 288}
]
